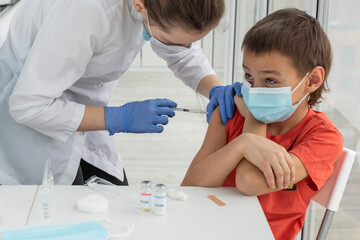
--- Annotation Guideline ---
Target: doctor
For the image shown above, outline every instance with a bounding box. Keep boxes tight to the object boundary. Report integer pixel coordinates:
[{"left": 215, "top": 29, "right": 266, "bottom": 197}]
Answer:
[{"left": 0, "top": 0, "right": 237, "bottom": 185}]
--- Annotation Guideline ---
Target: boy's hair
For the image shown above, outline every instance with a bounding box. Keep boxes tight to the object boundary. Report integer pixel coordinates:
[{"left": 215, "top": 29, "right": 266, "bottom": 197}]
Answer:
[
  {"left": 242, "top": 8, "right": 332, "bottom": 106},
  {"left": 144, "top": 0, "right": 225, "bottom": 33}
]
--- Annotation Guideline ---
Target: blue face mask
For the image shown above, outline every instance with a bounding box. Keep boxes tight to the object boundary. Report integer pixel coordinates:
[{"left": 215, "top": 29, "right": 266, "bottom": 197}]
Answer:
[
  {"left": 241, "top": 72, "right": 309, "bottom": 124},
  {"left": 142, "top": 22, "right": 152, "bottom": 41},
  {"left": 142, "top": 10, "right": 191, "bottom": 51},
  {"left": 1, "top": 219, "right": 134, "bottom": 240}
]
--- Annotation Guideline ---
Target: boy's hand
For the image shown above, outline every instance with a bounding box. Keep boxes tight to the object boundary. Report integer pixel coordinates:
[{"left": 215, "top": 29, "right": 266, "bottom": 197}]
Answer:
[
  {"left": 240, "top": 133, "right": 295, "bottom": 189},
  {"left": 234, "top": 95, "right": 249, "bottom": 118},
  {"left": 234, "top": 93, "right": 295, "bottom": 189}
]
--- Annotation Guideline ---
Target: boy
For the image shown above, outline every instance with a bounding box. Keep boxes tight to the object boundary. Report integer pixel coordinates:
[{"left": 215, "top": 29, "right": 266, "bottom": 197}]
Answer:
[{"left": 182, "top": 8, "right": 343, "bottom": 240}]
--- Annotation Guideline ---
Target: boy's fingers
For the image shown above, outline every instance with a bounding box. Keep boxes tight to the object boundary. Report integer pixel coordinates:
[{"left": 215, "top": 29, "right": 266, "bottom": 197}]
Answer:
[
  {"left": 263, "top": 167, "right": 276, "bottom": 190},
  {"left": 279, "top": 158, "right": 291, "bottom": 189},
  {"left": 271, "top": 162, "right": 284, "bottom": 190}
]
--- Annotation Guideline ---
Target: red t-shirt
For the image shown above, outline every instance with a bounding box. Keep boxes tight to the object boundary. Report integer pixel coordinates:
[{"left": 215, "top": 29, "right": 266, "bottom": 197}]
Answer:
[{"left": 223, "top": 107, "right": 343, "bottom": 240}]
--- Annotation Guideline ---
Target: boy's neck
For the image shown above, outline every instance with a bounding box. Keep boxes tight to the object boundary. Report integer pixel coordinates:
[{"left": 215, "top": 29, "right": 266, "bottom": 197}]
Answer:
[{"left": 267, "top": 103, "right": 309, "bottom": 136}]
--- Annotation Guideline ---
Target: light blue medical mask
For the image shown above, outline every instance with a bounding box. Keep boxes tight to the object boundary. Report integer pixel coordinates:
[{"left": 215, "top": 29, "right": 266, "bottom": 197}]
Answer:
[
  {"left": 142, "top": 10, "right": 191, "bottom": 51},
  {"left": 0, "top": 219, "right": 134, "bottom": 240},
  {"left": 142, "top": 22, "right": 152, "bottom": 41},
  {"left": 241, "top": 72, "right": 309, "bottom": 124}
]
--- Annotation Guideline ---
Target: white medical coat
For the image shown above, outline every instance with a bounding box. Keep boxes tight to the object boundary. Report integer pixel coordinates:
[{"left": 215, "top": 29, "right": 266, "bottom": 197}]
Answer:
[{"left": 0, "top": 0, "right": 215, "bottom": 184}]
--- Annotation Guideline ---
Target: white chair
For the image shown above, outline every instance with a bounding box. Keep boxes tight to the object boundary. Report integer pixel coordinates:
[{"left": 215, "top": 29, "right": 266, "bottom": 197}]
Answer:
[{"left": 300, "top": 147, "right": 356, "bottom": 240}]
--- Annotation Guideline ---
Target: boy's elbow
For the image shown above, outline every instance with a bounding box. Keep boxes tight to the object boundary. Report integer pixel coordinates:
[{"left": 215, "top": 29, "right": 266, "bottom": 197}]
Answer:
[
  {"left": 182, "top": 174, "right": 220, "bottom": 187},
  {"left": 236, "top": 172, "right": 261, "bottom": 196},
  {"left": 181, "top": 179, "right": 193, "bottom": 187},
  {"left": 182, "top": 179, "right": 212, "bottom": 187},
  {"left": 181, "top": 176, "right": 203, "bottom": 187}
]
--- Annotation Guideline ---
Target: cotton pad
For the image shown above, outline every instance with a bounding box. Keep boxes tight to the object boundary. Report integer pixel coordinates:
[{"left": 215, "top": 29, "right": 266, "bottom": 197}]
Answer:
[
  {"left": 167, "top": 188, "right": 188, "bottom": 201},
  {"left": 77, "top": 194, "right": 109, "bottom": 214}
]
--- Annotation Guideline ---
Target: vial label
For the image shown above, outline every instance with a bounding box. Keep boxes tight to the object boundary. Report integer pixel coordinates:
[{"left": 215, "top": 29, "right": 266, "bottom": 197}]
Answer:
[
  {"left": 154, "top": 196, "right": 166, "bottom": 215},
  {"left": 140, "top": 193, "right": 152, "bottom": 210}
]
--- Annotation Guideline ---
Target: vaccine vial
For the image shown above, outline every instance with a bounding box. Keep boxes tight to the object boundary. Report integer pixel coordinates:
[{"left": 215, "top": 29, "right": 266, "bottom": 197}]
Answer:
[
  {"left": 153, "top": 184, "right": 167, "bottom": 216},
  {"left": 140, "top": 180, "right": 152, "bottom": 212}
]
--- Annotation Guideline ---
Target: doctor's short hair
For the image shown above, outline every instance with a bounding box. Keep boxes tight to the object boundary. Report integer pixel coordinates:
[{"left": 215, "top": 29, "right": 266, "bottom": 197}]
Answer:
[
  {"left": 242, "top": 8, "right": 332, "bottom": 107},
  {"left": 144, "top": 0, "right": 225, "bottom": 32}
]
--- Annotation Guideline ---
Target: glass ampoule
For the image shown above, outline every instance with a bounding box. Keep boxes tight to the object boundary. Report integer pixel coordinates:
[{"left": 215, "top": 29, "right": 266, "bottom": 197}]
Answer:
[
  {"left": 153, "top": 184, "right": 167, "bottom": 216},
  {"left": 41, "top": 159, "right": 54, "bottom": 219},
  {"left": 140, "top": 180, "right": 152, "bottom": 212}
]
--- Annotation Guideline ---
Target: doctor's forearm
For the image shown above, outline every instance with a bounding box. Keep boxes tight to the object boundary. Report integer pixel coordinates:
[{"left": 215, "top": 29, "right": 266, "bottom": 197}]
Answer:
[
  {"left": 77, "top": 106, "right": 106, "bottom": 131},
  {"left": 196, "top": 75, "right": 223, "bottom": 98}
]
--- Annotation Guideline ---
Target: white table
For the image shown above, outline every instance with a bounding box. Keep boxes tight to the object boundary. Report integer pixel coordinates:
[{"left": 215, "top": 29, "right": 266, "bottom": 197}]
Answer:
[
  {"left": 0, "top": 186, "right": 37, "bottom": 228},
  {"left": 1, "top": 186, "right": 274, "bottom": 239}
]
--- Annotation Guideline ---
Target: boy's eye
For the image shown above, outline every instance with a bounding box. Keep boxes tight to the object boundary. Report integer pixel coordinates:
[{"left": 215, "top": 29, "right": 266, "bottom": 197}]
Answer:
[
  {"left": 244, "top": 73, "right": 254, "bottom": 80},
  {"left": 265, "top": 78, "right": 276, "bottom": 84}
]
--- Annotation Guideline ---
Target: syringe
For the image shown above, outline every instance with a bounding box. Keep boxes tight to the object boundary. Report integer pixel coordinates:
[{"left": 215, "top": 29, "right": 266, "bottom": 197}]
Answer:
[{"left": 173, "top": 107, "right": 207, "bottom": 114}]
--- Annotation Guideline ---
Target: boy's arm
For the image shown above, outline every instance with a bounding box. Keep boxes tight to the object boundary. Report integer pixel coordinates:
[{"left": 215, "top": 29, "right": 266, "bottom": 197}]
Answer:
[
  {"left": 235, "top": 152, "right": 308, "bottom": 195},
  {"left": 233, "top": 96, "right": 307, "bottom": 195},
  {"left": 235, "top": 96, "right": 267, "bottom": 137},
  {"left": 181, "top": 107, "right": 245, "bottom": 187},
  {"left": 182, "top": 100, "right": 297, "bottom": 188}
]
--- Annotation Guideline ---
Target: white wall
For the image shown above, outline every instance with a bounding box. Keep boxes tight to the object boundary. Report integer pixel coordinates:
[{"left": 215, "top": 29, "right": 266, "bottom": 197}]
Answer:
[{"left": 321, "top": 0, "right": 360, "bottom": 131}]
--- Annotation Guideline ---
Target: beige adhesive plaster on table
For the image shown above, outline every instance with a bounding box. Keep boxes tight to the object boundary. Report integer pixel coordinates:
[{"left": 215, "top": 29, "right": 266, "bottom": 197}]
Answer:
[{"left": 208, "top": 195, "right": 226, "bottom": 206}]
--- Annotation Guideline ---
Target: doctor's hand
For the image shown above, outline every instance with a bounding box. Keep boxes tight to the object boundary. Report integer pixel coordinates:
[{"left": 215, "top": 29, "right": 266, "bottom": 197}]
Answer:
[
  {"left": 206, "top": 82, "right": 243, "bottom": 125},
  {"left": 240, "top": 133, "right": 296, "bottom": 190},
  {"left": 104, "top": 99, "right": 177, "bottom": 135}
]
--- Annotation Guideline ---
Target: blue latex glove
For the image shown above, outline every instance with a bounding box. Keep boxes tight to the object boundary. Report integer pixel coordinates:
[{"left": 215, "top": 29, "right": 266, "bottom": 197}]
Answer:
[
  {"left": 104, "top": 98, "right": 177, "bottom": 135},
  {"left": 233, "top": 82, "right": 243, "bottom": 98},
  {"left": 206, "top": 83, "right": 242, "bottom": 124}
]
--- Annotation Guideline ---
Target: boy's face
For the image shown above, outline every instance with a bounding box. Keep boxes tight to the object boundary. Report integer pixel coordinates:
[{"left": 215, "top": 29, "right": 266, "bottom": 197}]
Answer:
[{"left": 242, "top": 49, "right": 309, "bottom": 105}]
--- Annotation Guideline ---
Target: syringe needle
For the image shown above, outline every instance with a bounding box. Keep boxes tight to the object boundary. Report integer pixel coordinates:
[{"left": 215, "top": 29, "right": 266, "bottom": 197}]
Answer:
[{"left": 173, "top": 107, "right": 207, "bottom": 114}]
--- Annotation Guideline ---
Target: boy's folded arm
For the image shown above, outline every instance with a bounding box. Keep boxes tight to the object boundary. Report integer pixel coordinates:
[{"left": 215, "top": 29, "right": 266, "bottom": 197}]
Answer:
[
  {"left": 235, "top": 95, "right": 296, "bottom": 190},
  {"left": 235, "top": 153, "right": 308, "bottom": 196},
  {"left": 181, "top": 136, "right": 247, "bottom": 186},
  {"left": 182, "top": 107, "right": 245, "bottom": 187},
  {"left": 182, "top": 98, "right": 300, "bottom": 189}
]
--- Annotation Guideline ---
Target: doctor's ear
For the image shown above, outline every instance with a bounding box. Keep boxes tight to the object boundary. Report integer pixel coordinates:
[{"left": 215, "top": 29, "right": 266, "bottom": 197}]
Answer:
[
  {"left": 306, "top": 66, "right": 325, "bottom": 93},
  {"left": 133, "top": 0, "right": 146, "bottom": 14}
]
